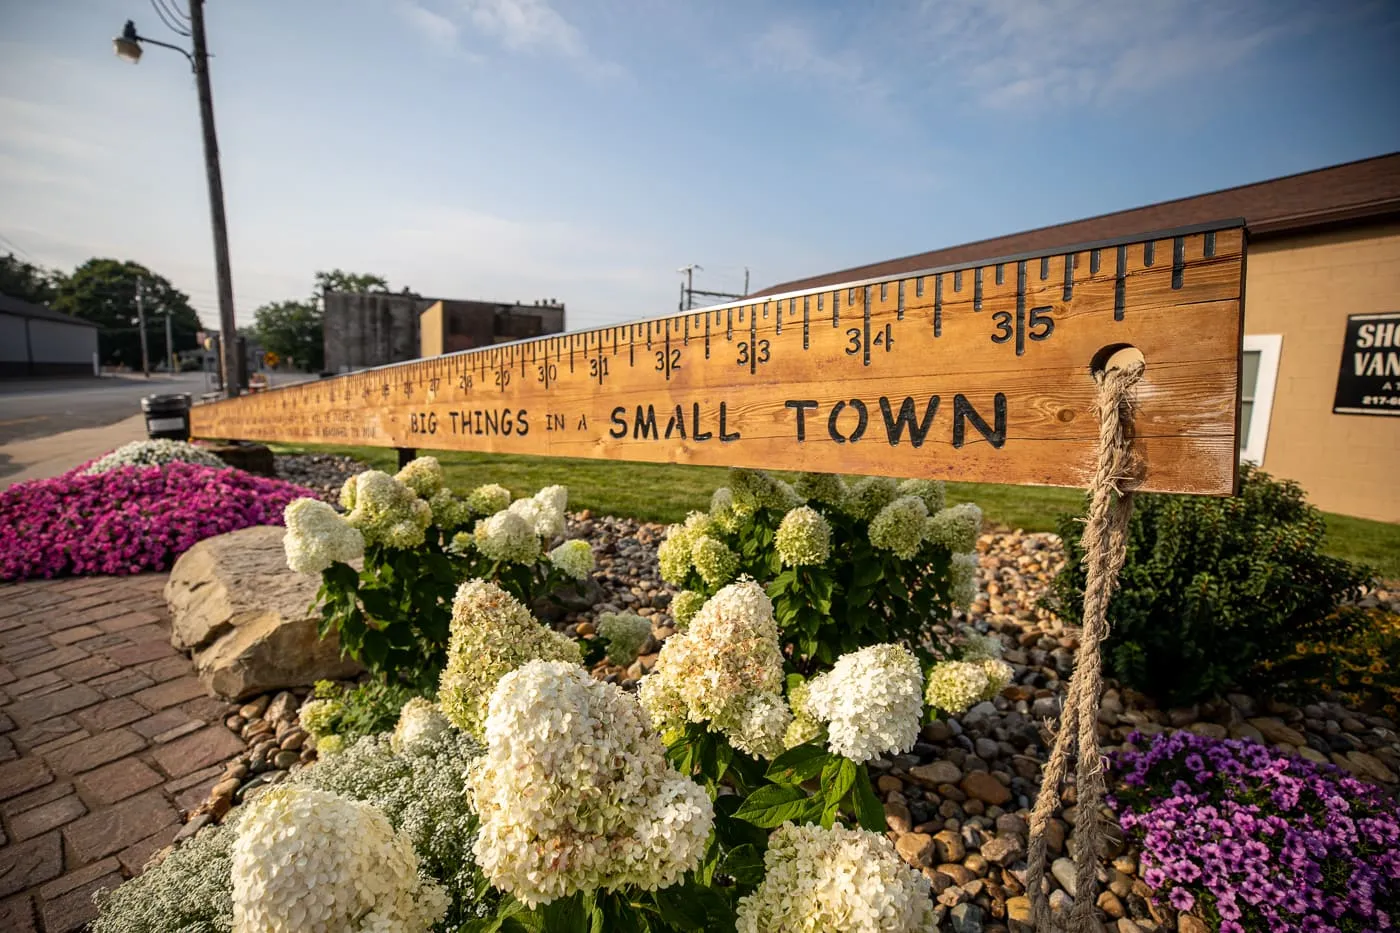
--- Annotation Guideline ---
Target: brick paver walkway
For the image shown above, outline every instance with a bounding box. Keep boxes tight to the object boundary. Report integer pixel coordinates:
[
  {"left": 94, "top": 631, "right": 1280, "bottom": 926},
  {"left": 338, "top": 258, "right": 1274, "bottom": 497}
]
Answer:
[{"left": 0, "top": 574, "right": 242, "bottom": 932}]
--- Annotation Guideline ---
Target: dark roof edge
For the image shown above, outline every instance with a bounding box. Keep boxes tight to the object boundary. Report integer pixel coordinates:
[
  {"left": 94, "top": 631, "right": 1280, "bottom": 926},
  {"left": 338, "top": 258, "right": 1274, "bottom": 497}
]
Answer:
[
  {"left": 0, "top": 294, "right": 100, "bottom": 327},
  {"left": 1247, "top": 197, "right": 1400, "bottom": 238}
]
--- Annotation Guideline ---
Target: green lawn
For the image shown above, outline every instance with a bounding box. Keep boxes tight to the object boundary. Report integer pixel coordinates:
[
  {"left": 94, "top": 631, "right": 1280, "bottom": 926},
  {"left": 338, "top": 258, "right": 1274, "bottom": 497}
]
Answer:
[{"left": 272, "top": 443, "right": 1399, "bottom": 580}]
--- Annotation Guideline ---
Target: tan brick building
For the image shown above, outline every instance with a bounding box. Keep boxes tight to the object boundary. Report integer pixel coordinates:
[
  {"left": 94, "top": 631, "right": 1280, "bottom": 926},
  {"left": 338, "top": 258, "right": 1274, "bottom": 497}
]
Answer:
[{"left": 755, "top": 154, "right": 1400, "bottom": 522}]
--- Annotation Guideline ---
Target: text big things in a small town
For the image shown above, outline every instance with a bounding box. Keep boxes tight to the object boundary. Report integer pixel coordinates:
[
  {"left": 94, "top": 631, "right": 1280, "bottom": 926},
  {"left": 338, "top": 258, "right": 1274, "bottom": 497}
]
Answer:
[{"left": 191, "top": 224, "right": 1248, "bottom": 498}]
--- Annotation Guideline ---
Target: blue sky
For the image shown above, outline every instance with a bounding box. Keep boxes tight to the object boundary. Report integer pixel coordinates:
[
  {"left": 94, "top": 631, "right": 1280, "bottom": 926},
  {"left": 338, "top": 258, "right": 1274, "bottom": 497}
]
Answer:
[{"left": 1, "top": 0, "right": 1398, "bottom": 332}]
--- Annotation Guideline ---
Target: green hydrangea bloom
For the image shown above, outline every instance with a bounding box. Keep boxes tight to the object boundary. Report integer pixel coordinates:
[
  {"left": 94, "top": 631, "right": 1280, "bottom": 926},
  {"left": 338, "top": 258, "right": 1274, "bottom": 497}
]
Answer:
[
  {"left": 691, "top": 535, "right": 739, "bottom": 587},
  {"left": 466, "top": 483, "right": 511, "bottom": 516},
  {"left": 670, "top": 590, "right": 706, "bottom": 629},
  {"left": 794, "top": 472, "right": 848, "bottom": 507},
  {"left": 868, "top": 495, "right": 929, "bottom": 559},
  {"left": 842, "top": 476, "right": 900, "bottom": 520},
  {"left": 729, "top": 468, "right": 791, "bottom": 516},
  {"left": 395, "top": 455, "right": 444, "bottom": 497},
  {"left": 597, "top": 611, "right": 653, "bottom": 666},
  {"left": 924, "top": 502, "right": 984, "bottom": 553},
  {"left": 896, "top": 478, "right": 946, "bottom": 515},
  {"left": 775, "top": 506, "right": 831, "bottom": 567}
]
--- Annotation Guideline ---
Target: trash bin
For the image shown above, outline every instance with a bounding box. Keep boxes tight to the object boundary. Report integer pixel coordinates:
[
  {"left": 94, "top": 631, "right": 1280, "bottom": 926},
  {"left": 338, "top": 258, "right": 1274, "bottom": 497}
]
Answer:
[{"left": 142, "top": 394, "right": 192, "bottom": 441}]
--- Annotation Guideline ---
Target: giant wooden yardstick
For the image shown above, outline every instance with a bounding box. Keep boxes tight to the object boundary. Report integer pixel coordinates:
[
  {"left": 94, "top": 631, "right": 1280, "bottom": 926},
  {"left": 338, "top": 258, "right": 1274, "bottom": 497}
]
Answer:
[{"left": 191, "top": 222, "right": 1246, "bottom": 494}]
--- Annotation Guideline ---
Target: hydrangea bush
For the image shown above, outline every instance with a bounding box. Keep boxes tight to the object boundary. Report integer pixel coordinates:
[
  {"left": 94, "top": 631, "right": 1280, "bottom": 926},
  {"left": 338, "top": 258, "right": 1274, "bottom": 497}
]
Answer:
[
  {"left": 81, "top": 438, "right": 228, "bottom": 474},
  {"left": 1110, "top": 730, "right": 1400, "bottom": 933},
  {"left": 291, "top": 458, "right": 594, "bottom": 685},
  {"left": 1, "top": 462, "right": 313, "bottom": 581},
  {"left": 659, "top": 468, "right": 980, "bottom": 671}
]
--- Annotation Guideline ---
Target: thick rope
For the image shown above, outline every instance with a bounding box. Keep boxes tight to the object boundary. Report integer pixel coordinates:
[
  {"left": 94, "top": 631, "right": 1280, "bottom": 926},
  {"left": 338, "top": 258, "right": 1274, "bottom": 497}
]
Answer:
[{"left": 1026, "top": 359, "right": 1144, "bottom": 933}]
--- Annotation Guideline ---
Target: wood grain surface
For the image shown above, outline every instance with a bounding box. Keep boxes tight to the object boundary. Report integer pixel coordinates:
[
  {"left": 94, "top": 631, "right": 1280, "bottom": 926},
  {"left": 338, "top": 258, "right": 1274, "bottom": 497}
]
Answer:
[{"left": 191, "top": 224, "right": 1246, "bottom": 495}]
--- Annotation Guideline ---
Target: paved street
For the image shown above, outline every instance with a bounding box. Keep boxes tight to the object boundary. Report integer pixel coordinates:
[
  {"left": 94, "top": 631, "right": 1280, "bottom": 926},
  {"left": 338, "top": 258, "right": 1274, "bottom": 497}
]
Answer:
[
  {"left": 0, "top": 374, "right": 214, "bottom": 446},
  {"left": 0, "top": 372, "right": 317, "bottom": 446}
]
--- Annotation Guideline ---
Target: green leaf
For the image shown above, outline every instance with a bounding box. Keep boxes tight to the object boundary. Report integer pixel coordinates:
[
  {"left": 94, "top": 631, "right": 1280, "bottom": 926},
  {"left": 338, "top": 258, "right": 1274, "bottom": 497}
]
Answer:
[
  {"left": 765, "top": 743, "right": 828, "bottom": 784},
  {"left": 720, "top": 843, "right": 766, "bottom": 886},
  {"left": 653, "top": 887, "right": 707, "bottom": 931},
  {"left": 851, "top": 763, "right": 887, "bottom": 832},
  {"left": 538, "top": 893, "right": 590, "bottom": 932},
  {"left": 821, "top": 756, "right": 858, "bottom": 803},
  {"left": 733, "top": 783, "right": 815, "bottom": 828}
]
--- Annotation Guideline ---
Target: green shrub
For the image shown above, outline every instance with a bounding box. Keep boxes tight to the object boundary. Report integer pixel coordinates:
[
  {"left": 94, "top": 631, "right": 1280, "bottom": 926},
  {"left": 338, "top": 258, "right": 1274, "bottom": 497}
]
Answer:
[
  {"left": 303, "top": 460, "right": 593, "bottom": 686},
  {"left": 299, "top": 679, "right": 425, "bottom": 747},
  {"left": 1049, "top": 464, "right": 1372, "bottom": 706},
  {"left": 659, "top": 469, "right": 980, "bottom": 673}
]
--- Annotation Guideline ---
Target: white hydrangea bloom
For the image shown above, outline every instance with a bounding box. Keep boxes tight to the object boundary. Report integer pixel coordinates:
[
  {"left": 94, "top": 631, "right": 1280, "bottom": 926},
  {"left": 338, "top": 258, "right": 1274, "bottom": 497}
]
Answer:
[
  {"left": 794, "top": 471, "right": 847, "bottom": 506},
  {"left": 925, "top": 660, "right": 992, "bottom": 717},
  {"left": 597, "top": 611, "right": 653, "bottom": 666},
  {"left": 949, "top": 551, "right": 978, "bottom": 609},
  {"left": 507, "top": 486, "right": 567, "bottom": 539},
  {"left": 466, "top": 483, "right": 511, "bottom": 516},
  {"left": 960, "top": 629, "right": 1004, "bottom": 662},
  {"left": 980, "top": 658, "right": 1014, "bottom": 698},
  {"left": 638, "top": 580, "right": 791, "bottom": 759},
  {"left": 691, "top": 535, "right": 739, "bottom": 587},
  {"left": 345, "top": 471, "right": 431, "bottom": 549},
  {"left": 283, "top": 498, "right": 365, "bottom": 574},
  {"left": 437, "top": 579, "right": 581, "bottom": 737},
  {"left": 83, "top": 439, "right": 228, "bottom": 474},
  {"left": 297, "top": 697, "right": 343, "bottom": 739},
  {"left": 472, "top": 510, "right": 542, "bottom": 564},
  {"left": 469, "top": 661, "right": 713, "bottom": 908},
  {"left": 805, "top": 644, "right": 924, "bottom": 764},
  {"left": 728, "top": 692, "right": 793, "bottom": 760},
  {"left": 339, "top": 475, "right": 358, "bottom": 511},
  {"left": 390, "top": 697, "right": 452, "bottom": 756},
  {"left": 868, "top": 494, "right": 929, "bottom": 560},
  {"left": 897, "top": 477, "right": 947, "bottom": 514},
  {"left": 774, "top": 506, "right": 831, "bottom": 567},
  {"left": 669, "top": 590, "right": 706, "bottom": 629},
  {"left": 547, "top": 538, "right": 594, "bottom": 581},
  {"left": 393, "top": 455, "right": 444, "bottom": 498},
  {"left": 533, "top": 484, "right": 568, "bottom": 518},
  {"left": 925, "top": 502, "right": 984, "bottom": 553},
  {"left": 842, "top": 476, "right": 900, "bottom": 520},
  {"left": 735, "top": 822, "right": 934, "bottom": 933},
  {"left": 231, "top": 785, "right": 447, "bottom": 933}
]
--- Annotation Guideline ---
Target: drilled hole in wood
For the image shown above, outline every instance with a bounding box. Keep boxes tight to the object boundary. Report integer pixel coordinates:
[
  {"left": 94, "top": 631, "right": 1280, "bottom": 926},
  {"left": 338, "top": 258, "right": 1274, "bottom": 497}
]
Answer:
[{"left": 1091, "top": 343, "right": 1145, "bottom": 376}]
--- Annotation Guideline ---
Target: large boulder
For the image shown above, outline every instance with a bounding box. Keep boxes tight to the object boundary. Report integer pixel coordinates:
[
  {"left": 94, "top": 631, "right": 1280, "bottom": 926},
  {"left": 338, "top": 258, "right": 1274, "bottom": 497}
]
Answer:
[{"left": 165, "top": 525, "right": 361, "bottom": 700}]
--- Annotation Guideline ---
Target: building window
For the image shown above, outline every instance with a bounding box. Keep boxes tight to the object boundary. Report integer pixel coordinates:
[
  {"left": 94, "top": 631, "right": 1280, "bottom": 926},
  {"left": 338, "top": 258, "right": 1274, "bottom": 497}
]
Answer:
[{"left": 1240, "top": 334, "right": 1282, "bottom": 465}]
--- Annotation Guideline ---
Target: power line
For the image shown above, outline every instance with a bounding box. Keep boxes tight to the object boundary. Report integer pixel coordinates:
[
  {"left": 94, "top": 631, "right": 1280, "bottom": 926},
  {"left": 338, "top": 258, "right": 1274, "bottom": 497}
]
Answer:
[{"left": 150, "top": 0, "right": 191, "bottom": 36}]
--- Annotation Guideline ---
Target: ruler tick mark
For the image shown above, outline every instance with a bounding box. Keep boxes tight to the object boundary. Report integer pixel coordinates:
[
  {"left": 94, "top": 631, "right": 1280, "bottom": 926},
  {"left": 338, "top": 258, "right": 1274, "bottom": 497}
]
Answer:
[
  {"left": 1204, "top": 231, "right": 1216, "bottom": 258},
  {"left": 974, "top": 268, "right": 983, "bottom": 311},
  {"left": 934, "top": 275, "right": 943, "bottom": 338},
  {"left": 1016, "top": 261, "right": 1027, "bottom": 357},
  {"left": 1115, "top": 245, "right": 1128, "bottom": 321},
  {"left": 1091, "top": 249, "right": 1102, "bottom": 275},
  {"left": 1144, "top": 241, "right": 1155, "bottom": 267},
  {"left": 1171, "top": 236, "right": 1185, "bottom": 289},
  {"left": 803, "top": 296, "right": 811, "bottom": 349},
  {"left": 897, "top": 280, "right": 905, "bottom": 320},
  {"left": 863, "top": 286, "right": 872, "bottom": 367},
  {"left": 1062, "top": 255, "right": 1074, "bottom": 301}
]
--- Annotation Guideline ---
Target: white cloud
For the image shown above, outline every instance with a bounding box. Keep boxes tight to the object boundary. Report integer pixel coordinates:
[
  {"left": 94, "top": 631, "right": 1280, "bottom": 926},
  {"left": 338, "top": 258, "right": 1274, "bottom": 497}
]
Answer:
[
  {"left": 396, "top": 0, "right": 460, "bottom": 49},
  {"left": 910, "top": 0, "right": 1309, "bottom": 108}
]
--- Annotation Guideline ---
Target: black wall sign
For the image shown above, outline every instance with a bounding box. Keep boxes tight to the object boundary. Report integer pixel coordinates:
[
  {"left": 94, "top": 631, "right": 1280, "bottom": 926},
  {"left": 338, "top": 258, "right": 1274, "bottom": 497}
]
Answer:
[{"left": 1333, "top": 311, "right": 1400, "bottom": 416}]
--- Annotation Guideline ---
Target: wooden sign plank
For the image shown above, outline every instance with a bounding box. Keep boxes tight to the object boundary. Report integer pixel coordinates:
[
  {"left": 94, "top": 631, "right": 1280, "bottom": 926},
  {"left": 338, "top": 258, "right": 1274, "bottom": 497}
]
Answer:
[{"left": 191, "top": 222, "right": 1246, "bottom": 495}]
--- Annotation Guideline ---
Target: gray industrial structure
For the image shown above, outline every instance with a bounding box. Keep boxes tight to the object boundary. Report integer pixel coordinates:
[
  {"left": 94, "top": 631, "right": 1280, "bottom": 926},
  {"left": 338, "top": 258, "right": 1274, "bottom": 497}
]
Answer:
[
  {"left": 0, "top": 293, "right": 99, "bottom": 378},
  {"left": 323, "top": 292, "right": 566, "bottom": 373}
]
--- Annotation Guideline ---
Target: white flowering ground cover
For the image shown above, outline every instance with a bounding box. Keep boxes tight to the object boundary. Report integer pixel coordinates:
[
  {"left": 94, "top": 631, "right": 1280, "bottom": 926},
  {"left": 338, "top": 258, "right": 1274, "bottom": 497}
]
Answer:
[{"left": 92, "top": 465, "right": 1039, "bottom": 933}]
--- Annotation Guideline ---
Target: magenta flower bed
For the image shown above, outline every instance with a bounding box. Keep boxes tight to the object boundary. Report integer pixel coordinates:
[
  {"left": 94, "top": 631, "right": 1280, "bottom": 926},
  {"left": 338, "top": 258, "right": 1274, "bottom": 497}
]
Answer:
[
  {"left": 0, "top": 462, "right": 316, "bottom": 581},
  {"left": 1110, "top": 730, "right": 1400, "bottom": 933}
]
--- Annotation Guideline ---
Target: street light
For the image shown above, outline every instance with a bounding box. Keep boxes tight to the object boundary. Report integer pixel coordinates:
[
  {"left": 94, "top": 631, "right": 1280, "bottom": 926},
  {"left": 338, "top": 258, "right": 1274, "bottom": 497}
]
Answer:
[{"left": 112, "top": 3, "right": 240, "bottom": 398}]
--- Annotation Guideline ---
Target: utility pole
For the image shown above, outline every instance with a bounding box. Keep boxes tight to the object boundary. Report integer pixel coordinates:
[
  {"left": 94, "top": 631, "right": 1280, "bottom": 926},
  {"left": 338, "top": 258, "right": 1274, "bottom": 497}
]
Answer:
[
  {"left": 136, "top": 278, "right": 150, "bottom": 377},
  {"left": 187, "top": 0, "right": 239, "bottom": 398},
  {"left": 678, "top": 264, "right": 749, "bottom": 311},
  {"left": 164, "top": 308, "right": 175, "bottom": 373}
]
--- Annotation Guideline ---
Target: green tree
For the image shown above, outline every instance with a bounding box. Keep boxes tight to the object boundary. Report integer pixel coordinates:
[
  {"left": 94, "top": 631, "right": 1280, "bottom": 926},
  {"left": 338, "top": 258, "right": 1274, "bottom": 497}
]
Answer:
[
  {"left": 52, "top": 259, "right": 202, "bottom": 370},
  {"left": 315, "top": 269, "right": 390, "bottom": 295},
  {"left": 253, "top": 299, "right": 323, "bottom": 370},
  {"left": 0, "top": 252, "right": 65, "bottom": 306}
]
